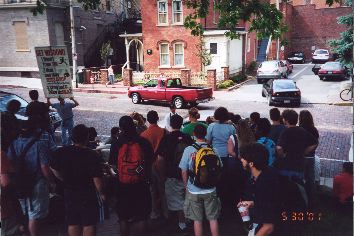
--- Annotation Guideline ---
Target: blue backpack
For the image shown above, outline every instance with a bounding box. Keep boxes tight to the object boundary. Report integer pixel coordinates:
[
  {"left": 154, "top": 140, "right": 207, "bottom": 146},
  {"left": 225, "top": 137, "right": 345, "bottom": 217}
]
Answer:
[{"left": 257, "top": 137, "right": 276, "bottom": 166}]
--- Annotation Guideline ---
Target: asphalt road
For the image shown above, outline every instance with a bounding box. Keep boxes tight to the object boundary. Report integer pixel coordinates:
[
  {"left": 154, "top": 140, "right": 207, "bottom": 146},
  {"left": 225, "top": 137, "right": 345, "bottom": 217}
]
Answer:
[{"left": 226, "top": 64, "right": 350, "bottom": 104}]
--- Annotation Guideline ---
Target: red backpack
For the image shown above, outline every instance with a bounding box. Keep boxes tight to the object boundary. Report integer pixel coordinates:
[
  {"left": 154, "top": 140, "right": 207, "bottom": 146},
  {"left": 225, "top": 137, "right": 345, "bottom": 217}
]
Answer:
[{"left": 117, "top": 141, "right": 145, "bottom": 184}]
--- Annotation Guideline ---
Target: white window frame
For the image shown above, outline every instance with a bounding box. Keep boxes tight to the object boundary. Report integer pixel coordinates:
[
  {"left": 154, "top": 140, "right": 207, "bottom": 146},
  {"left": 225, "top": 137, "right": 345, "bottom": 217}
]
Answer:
[
  {"left": 173, "top": 43, "right": 184, "bottom": 66},
  {"left": 157, "top": 0, "right": 168, "bottom": 25},
  {"left": 160, "top": 43, "right": 170, "bottom": 66},
  {"left": 172, "top": 0, "right": 183, "bottom": 24}
]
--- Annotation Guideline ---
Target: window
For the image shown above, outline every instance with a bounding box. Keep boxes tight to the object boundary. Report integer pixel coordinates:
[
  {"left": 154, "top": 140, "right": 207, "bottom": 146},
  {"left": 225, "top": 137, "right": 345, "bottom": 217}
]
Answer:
[
  {"left": 160, "top": 43, "right": 169, "bottom": 66},
  {"left": 172, "top": 0, "right": 183, "bottom": 24},
  {"left": 54, "top": 22, "right": 65, "bottom": 46},
  {"left": 158, "top": 0, "right": 168, "bottom": 25},
  {"left": 210, "top": 43, "right": 217, "bottom": 54},
  {"left": 167, "top": 78, "right": 181, "bottom": 87},
  {"left": 145, "top": 79, "right": 158, "bottom": 87},
  {"left": 14, "top": 21, "right": 29, "bottom": 51},
  {"left": 247, "top": 37, "right": 251, "bottom": 53},
  {"left": 174, "top": 43, "right": 184, "bottom": 66}
]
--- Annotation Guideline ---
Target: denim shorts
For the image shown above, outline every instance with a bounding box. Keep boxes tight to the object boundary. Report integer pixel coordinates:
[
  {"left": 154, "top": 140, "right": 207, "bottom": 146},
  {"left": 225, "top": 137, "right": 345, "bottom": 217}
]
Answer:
[
  {"left": 184, "top": 190, "right": 221, "bottom": 221},
  {"left": 19, "top": 179, "right": 49, "bottom": 220}
]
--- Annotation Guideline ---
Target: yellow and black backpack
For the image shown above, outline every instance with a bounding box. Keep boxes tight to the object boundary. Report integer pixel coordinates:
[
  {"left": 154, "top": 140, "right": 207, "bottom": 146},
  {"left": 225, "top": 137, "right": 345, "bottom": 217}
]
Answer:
[{"left": 189, "top": 143, "right": 222, "bottom": 189}]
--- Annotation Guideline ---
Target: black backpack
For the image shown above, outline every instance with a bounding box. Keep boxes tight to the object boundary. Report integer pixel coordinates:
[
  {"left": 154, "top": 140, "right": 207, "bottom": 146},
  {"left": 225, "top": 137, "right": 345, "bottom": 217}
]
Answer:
[
  {"left": 189, "top": 143, "right": 222, "bottom": 189},
  {"left": 10, "top": 132, "right": 42, "bottom": 199},
  {"left": 166, "top": 135, "right": 190, "bottom": 179}
]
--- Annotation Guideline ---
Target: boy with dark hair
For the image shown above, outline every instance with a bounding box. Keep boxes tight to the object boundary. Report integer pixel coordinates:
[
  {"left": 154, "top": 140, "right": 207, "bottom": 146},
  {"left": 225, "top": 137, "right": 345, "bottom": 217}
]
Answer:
[
  {"left": 179, "top": 124, "right": 221, "bottom": 236},
  {"left": 26, "top": 89, "right": 49, "bottom": 120},
  {"left": 268, "top": 108, "right": 286, "bottom": 143},
  {"left": 256, "top": 118, "right": 276, "bottom": 166},
  {"left": 50, "top": 124, "right": 105, "bottom": 236},
  {"left": 140, "top": 110, "right": 167, "bottom": 220},
  {"left": 276, "top": 109, "right": 318, "bottom": 179},
  {"left": 238, "top": 143, "right": 280, "bottom": 236},
  {"left": 156, "top": 114, "right": 193, "bottom": 232},
  {"left": 1, "top": 99, "right": 21, "bottom": 151},
  {"left": 250, "top": 112, "right": 260, "bottom": 133},
  {"left": 164, "top": 104, "right": 178, "bottom": 132}
]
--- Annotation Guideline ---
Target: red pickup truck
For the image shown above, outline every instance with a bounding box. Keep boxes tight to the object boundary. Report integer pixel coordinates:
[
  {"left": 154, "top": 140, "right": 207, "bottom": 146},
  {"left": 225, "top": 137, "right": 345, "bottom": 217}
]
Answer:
[{"left": 128, "top": 77, "right": 214, "bottom": 108}]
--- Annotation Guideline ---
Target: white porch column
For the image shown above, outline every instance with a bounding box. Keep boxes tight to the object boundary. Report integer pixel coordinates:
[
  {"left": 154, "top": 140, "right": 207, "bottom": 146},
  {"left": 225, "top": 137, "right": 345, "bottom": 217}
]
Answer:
[
  {"left": 125, "top": 37, "right": 130, "bottom": 69},
  {"left": 221, "top": 39, "right": 229, "bottom": 67}
]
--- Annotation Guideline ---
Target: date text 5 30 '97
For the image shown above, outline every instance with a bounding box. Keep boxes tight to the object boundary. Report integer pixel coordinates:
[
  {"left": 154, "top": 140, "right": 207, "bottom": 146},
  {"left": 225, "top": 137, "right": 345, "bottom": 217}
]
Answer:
[{"left": 281, "top": 212, "right": 322, "bottom": 221}]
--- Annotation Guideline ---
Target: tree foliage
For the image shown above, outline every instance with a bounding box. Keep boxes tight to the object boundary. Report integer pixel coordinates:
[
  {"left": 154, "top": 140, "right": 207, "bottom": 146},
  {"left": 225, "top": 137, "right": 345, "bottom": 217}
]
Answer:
[
  {"left": 100, "top": 41, "right": 112, "bottom": 67},
  {"left": 31, "top": 0, "right": 100, "bottom": 15},
  {"left": 184, "top": 0, "right": 344, "bottom": 41},
  {"left": 328, "top": 0, "right": 353, "bottom": 67}
]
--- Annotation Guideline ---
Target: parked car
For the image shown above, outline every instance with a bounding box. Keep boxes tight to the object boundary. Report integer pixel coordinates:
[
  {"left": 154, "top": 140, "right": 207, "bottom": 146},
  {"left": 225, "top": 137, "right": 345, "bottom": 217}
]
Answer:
[
  {"left": 281, "top": 60, "right": 293, "bottom": 74},
  {"left": 262, "top": 79, "right": 301, "bottom": 107},
  {"left": 312, "top": 49, "right": 330, "bottom": 63},
  {"left": 287, "top": 52, "right": 306, "bottom": 64},
  {"left": 127, "top": 77, "right": 214, "bottom": 109},
  {"left": 256, "top": 60, "right": 288, "bottom": 84},
  {"left": 318, "top": 62, "right": 349, "bottom": 81},
  {"left": 312, "top": 64, "right": 322, "bottom": 75},
  {"left": 0, "top": 91, "right": 62, "bottom": 130}
]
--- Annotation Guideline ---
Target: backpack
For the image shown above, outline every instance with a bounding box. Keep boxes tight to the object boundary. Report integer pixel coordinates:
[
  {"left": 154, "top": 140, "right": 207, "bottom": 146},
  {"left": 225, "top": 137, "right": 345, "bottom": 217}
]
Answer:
[
  {"left": 9, "top": 132, "right": 42, "bottom": 199},
  {"left": 117, "top": 141, "right": 145, "bottom": 184},
  {"left": 166, "top": 135, "right": 189, "bottom": 179},
  {"left": 189, "top": 143, "right": 222, "bottom": 189},
  {"left": 257, "top": 137, "right": 276, "bottom": 166}
]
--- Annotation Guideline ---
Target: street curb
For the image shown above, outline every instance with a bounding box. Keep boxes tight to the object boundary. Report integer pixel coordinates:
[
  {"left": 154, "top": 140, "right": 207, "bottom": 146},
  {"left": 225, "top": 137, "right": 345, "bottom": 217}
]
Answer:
[
  {"left": 227, "top": 76, "right": 256, "bottom": 91},
  {"left": 329, "top": 102, "right": 352, "bottom": 106},
  {"left": 73, "top": 88, "right": 127, "bottom": 95}
]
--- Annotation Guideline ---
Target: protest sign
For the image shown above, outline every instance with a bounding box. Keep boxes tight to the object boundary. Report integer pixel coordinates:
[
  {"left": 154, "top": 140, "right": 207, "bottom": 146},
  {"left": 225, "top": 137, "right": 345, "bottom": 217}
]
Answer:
[{"left": 35, "top": 46, "right": 72, "bottom": 98}]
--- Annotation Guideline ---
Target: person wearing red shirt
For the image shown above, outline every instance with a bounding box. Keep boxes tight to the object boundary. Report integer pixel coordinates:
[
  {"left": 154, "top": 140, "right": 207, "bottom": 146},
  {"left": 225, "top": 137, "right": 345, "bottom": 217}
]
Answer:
[{"left": 333, "top": 162, "right": 353, "bottom": 204}]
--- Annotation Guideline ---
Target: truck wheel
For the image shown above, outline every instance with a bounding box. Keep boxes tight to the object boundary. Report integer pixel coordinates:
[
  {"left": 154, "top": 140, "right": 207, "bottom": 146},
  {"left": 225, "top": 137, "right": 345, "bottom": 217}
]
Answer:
[
  {"left": 173, "top": 96, "right": 184, "bottom": 109},
  {"left": 131, "top": 93, "right": 141, "bottom": 104},
  {"left": 268, "top": 97, "right": 273, "bottom": 106}
]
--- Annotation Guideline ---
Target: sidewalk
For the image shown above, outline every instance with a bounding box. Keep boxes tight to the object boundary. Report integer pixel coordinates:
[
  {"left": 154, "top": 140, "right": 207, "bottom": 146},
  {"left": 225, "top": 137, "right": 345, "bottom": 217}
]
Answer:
[{"left": 0, "top": 76, "right": 129, "bottom": 95}]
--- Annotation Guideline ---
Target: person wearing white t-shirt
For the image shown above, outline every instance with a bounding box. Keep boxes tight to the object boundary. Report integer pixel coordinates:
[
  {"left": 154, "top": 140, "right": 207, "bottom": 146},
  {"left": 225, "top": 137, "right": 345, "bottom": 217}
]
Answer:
[{"left": 163, "top": 104, "right": 178, "bottom": 132}]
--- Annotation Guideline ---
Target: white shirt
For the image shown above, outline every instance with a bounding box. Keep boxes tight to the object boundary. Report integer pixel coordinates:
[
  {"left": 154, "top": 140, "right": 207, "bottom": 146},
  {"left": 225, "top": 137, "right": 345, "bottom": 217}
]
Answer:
[{"left": 163, "top": 111, "right": 178, "bottom": 132}]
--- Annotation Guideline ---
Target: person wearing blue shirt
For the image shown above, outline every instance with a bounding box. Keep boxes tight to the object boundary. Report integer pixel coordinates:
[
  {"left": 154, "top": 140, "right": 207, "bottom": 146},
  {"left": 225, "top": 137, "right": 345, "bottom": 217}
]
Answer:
[
  {"left": 179, "top": 124, "right": 221, "bottom": 236},
  {"left": 47, "top": 97, "right": 79, "bottom": 146}
]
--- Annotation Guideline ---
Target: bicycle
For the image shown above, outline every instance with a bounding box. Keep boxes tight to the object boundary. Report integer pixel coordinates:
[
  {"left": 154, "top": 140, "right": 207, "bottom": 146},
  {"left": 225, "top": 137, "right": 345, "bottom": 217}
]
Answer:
[{"left": 340, "top": 87, "right": 353, "bottom": 101}]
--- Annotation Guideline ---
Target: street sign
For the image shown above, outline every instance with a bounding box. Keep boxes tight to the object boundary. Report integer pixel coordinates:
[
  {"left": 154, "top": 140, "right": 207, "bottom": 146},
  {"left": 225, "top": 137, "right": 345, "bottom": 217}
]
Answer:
[{"left": 35, "top": 46, "right": 72, "bottom": 98}]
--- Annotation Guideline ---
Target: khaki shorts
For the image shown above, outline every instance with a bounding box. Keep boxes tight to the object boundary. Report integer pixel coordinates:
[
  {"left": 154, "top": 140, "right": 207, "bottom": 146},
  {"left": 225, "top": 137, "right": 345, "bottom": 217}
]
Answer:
[{"left": 184, "top": 190, "right": 221, "bottom": 221}]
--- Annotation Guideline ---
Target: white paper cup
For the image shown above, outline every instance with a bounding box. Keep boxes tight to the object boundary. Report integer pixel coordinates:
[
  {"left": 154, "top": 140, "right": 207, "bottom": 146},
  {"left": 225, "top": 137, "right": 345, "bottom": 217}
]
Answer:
[{"left": 238, "top": 206, "right": 250, "bottom": 222}]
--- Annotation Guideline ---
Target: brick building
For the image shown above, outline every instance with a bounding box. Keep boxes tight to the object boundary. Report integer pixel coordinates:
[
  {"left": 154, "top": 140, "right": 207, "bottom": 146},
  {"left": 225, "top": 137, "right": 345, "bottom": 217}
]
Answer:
[
  {"left": 0, "top": 0, "right": 139, "bottom": 77},
  {"left": 124, "top": 0, "right": 258, "bottom": 78},
  {"left": 267, "top": 0, "right": 350, "bottom": 61}
]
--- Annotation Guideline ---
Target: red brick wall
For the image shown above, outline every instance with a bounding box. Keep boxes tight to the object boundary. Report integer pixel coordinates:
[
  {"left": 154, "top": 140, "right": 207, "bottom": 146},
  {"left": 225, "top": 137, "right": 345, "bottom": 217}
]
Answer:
[
  {"left": 141, "top": 0, "right": 201, "bottom": 73},
  {"left": 289, "top": 5, "right": 351, "bottom": 60},
  {"left": 245, "top": 21, "right": 258, "bottom": 66}
]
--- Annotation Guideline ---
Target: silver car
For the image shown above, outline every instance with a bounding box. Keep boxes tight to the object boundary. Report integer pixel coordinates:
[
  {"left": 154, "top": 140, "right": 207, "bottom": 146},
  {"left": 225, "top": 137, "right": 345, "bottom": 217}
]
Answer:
[
  {"left": 256, "top": 60, "right": 288, "bottom": 84},
  {"left": 312, "top": 49, "right": 330, "bottom": 63}
]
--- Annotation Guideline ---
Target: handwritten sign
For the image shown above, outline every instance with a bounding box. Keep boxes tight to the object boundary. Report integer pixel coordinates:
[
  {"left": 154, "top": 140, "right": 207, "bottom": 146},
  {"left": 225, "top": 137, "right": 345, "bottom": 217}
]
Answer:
[{"left": 35, "top": 46, "right": 72, "bottom": 98}]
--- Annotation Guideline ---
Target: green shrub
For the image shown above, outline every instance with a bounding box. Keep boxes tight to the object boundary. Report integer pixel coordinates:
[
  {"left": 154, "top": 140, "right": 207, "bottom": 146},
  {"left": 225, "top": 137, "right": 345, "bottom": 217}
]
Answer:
[
  {"left": 217, "top": 80, "right": 234, "bottom": 89},
  {"left": 133, "top": 80, "right": 145, "bottom": 86},
  {"left": 247, "top": 61, "right": 257, "bottom": 72},
  {"left": 231, "top": 74, "right": 247, "bottom": 83},
  {"left": 115, "top": 74, "right": 122, "bottom": 82}
]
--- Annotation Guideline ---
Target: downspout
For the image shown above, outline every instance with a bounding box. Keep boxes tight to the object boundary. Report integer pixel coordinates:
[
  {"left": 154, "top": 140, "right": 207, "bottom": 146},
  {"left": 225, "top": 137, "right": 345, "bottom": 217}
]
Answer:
[{"left": 265, "top": 36, "right": 272, "bottom": 60}]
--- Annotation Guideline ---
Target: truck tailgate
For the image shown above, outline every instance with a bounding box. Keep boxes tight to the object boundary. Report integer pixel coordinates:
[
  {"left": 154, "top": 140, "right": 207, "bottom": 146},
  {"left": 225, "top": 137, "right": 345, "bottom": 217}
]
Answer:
[{"left": 196, "top": 88, "right": 213, "bottom": 99}]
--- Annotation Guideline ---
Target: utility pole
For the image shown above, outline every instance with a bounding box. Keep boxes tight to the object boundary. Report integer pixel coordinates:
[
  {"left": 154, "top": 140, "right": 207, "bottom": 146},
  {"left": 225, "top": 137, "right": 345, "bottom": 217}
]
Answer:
[
  {"left": 276, "top": 0, "right": 280, "bottom": 60},
  {"left": 70, "top": 0, "right": 78, "bottom": 88}
]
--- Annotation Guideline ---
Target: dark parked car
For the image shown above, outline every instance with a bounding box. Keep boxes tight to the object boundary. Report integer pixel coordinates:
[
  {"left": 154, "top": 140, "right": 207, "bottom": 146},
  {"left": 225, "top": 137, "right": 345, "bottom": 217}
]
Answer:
[
  {"left": 262, "top": 79, "right": 301, "bottom": 107},
  {"left": 0, "top": 91, "right": 62, "bottom": 130},
  {"left": 318, "top": 62, "right": 349, "bottom": 81},
  {"left": 287, "top": 52, "right": 306, "bottom": 64},
  {"left": 312, "top": 64, "right": 322, "bottom": 75},
  {"left": 281, "top": 60, "right": 293, "bottom": 74}
]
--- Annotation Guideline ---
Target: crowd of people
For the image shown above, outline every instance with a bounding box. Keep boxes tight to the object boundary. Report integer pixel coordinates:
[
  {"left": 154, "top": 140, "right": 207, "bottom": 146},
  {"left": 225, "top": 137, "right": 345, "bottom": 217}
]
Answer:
[{"left": 1, "top": 89, "right": 353, "bottom": 236}]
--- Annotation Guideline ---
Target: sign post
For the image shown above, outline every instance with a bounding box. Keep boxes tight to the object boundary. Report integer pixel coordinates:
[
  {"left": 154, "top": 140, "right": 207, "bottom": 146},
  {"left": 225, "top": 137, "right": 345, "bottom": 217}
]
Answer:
[{"left": 35, "top": 46, "right": 73, "bottom": 98}]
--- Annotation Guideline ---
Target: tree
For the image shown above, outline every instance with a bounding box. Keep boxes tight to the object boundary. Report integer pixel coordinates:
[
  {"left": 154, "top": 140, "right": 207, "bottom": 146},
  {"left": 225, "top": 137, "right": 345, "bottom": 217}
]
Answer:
[
  {"left": 184, "top": 0, "right": 342, "bottom": 41},
  {"left": 328, "top": 0, "right": 353, "bottom": 68},
  {"left": 31, "top": 0, "right": 100, "bottom": 15},
  {"left": 100, "top": 41, "right": 112, "bottom": 67}
]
